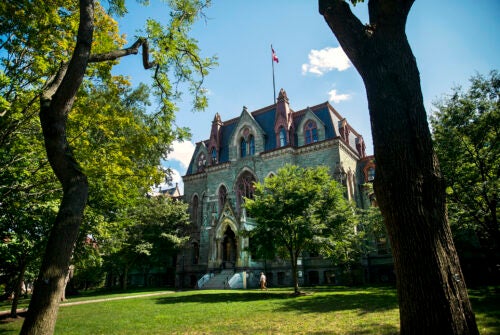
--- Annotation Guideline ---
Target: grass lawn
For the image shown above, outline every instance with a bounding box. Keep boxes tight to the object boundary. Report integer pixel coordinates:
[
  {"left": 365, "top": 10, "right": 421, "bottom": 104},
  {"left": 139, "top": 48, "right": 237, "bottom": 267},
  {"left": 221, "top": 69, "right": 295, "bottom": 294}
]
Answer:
[{"left": 1, "top": 286, "right": 498, "bottom": 334}]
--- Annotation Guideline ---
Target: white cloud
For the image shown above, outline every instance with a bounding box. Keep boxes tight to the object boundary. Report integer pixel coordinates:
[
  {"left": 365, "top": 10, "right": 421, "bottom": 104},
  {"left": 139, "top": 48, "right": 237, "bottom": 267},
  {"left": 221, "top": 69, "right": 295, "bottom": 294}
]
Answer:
[
  {"left": 328, "top": 89, "right": 352, "bottom": 103},
  {"left": 168, "top": 140, "right": 196, "bottom": 169},
  {"left": 302, "top": 47, "right": 351, "bottom": 76}
]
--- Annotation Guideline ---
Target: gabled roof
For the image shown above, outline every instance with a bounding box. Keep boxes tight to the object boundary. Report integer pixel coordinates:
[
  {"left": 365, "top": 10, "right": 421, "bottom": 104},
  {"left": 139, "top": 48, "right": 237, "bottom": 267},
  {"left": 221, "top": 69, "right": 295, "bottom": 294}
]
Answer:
[{"left": 186, "top": 90, "right": 364, "bottom": 175}]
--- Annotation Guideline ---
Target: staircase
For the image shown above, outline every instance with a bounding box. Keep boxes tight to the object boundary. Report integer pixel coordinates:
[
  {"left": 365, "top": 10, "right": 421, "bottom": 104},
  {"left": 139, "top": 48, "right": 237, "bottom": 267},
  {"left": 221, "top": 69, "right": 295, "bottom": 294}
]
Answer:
[{"left": 200, "top": 270, "right": 234, "bottom": 289}]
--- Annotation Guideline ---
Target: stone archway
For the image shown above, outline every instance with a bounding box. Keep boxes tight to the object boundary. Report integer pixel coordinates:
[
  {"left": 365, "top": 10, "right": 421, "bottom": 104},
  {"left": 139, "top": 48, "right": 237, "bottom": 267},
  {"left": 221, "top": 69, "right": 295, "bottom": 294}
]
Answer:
[{"left": 213, "top": 217, "right": 239, "bottom": 270}]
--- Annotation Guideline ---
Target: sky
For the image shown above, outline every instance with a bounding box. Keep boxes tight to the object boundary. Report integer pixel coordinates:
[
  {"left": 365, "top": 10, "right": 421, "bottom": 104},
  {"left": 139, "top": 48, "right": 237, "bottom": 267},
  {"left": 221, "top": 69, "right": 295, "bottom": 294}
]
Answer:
[{"left": 112, "top": 0, "right": 500, "bottom": 193}]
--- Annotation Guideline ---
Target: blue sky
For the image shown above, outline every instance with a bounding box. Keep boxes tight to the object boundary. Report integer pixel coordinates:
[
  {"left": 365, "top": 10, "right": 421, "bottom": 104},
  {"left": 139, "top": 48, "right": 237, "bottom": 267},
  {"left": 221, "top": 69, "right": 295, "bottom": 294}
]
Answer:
[{"left": 113, "top": 0, "right": 499, "bottom": 192}]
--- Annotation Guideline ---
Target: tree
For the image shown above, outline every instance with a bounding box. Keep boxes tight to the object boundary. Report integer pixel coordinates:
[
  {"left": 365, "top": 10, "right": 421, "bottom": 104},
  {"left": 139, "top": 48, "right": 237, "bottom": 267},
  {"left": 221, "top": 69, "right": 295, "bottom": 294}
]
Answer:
[
  {"left": 244, "top": 165, "right": 355, "bottom": 294},
  {"left": 319, "top": 1, "right": 478, "bottom": 334},
  {"left": 430, "top": 71, "right": 499, "bottom": 281},
  {"left": 0, "top": 201, "right": 56, "bottom": 317},
  {"left": 0, "top": 0, "right": 216, "bottom": 333},
  {"left": 102, "top": 195, "right": 190, "bottom": 290}
]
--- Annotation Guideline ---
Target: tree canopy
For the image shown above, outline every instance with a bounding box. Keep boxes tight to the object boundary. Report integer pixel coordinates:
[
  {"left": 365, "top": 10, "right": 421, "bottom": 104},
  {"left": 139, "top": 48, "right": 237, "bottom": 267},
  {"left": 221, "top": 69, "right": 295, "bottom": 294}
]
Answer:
[
  {"left": 430, "top": 71, "right": 499, "bottom": 274},
  {"left": 1, "top": 0, "right": 215, "bottom": 333},
  {"left": 244, "top": 165, "right": 356, "bottom": 294}
]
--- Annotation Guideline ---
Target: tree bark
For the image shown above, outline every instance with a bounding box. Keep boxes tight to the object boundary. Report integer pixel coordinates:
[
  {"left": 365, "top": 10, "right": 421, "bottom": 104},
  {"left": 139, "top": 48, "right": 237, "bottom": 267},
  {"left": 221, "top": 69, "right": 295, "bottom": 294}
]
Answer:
[
  {"left": 319, "top": 1, "right": 478, "bottom": 334},
  {"left": 20, "top": 1, "right": 94, "bottom": 334}
]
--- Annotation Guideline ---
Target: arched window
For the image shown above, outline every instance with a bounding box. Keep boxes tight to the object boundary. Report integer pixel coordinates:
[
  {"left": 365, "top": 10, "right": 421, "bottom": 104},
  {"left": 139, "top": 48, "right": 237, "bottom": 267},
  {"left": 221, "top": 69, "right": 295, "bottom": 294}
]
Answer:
[
  {"left": 249, "top": 135, "right": 255, "bottom": 156},
  {"left": 240, "top": 138, "right": 247, "bottom": 157},
  {"left": 236, "top": 171, "right": 256, "bottom": 210},
  {"left": 279, "top": 127, "right": 287, "bottom": 147},
  {"left": 304, "top": 120, "right": 318, "bottom": 144},
  {"left": 192, "top": 242, "right": 199, "bottom": 264},
  {"left": 218, "top": 185, "right": 227, "bottom": 214},
  {"left": 192, "top": 195, "right": 199, "bottom": 225},
  {"left": 211, "top": 147, "right": 217, "bottom": 165}
]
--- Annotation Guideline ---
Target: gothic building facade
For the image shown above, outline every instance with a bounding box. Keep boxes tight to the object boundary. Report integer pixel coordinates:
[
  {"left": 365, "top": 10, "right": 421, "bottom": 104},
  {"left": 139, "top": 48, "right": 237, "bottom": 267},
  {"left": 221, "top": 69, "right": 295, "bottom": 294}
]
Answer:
[{"left": 177, "top": 89, "right": 387, "bottom": 288}]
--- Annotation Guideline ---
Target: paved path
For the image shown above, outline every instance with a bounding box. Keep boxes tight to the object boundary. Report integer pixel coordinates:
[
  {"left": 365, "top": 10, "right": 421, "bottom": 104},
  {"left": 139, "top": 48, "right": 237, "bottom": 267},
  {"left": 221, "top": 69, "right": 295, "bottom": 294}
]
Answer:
[{"left": 0, "top": 291, "right": 175, "bottom": 317}]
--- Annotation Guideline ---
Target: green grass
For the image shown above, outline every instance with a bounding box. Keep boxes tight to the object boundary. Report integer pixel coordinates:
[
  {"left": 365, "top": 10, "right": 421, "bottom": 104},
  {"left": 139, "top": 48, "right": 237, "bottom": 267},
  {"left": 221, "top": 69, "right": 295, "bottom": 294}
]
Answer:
[{"left": 1, "top": 286, "right": 498, "bottom": 335}]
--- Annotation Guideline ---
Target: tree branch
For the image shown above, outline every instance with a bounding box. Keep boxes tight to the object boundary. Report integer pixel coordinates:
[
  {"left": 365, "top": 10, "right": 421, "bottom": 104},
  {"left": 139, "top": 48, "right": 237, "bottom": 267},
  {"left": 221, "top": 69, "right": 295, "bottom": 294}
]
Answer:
[
  {"left": 367, "top": 0, "right": 414, "bottom": 34},
  {"left": 88, "top": 37, "right": 156, "bottom": 69},
  {"left": 318, "top": 0, "right": 369, "bottom": 71}
]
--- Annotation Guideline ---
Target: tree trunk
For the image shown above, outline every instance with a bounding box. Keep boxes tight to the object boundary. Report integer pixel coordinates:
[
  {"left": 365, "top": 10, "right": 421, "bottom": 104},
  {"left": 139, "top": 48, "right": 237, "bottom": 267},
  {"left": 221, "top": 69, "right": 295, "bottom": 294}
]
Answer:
[
  {"left": 123, "top": 266, "right": 129, "bottom": 291},
  {"left": 20, "top": 1, "right": 93, "bottom": 334},
  {"left": 320, "top": 1, "right": 478, "bottom": 334},
  {"left": 10, "top": 259, "right": 27, "bottom": 318},
  {"left": 290, "top": 250, "right": 300, "bottom": 294}
]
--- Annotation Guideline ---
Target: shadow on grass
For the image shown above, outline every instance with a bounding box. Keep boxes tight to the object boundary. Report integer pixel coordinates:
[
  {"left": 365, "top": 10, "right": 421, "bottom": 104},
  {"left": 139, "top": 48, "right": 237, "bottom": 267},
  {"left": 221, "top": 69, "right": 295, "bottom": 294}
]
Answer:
[
  {"left": 155, "top": 286, "right": 399, "bottom": 314},
  {"left": 469, "top": 286, "right": 500, "bottom": 333},
  {"left": 305, "top": 323, "right": 399, "bottom": 335}
]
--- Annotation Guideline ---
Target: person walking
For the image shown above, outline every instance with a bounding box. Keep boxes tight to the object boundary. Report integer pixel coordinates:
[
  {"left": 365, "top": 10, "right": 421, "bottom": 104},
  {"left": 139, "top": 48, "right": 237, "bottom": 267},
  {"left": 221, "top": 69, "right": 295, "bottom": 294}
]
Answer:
[{"left": 259, "top": 272, "right": 267, "bottom": 290}]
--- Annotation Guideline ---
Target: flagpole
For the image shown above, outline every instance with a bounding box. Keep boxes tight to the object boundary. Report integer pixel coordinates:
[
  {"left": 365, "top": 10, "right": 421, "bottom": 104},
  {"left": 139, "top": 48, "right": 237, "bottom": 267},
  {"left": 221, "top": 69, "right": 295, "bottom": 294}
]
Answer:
[{"left": 271, "top": 44, "right": 276, "bottom": 103}]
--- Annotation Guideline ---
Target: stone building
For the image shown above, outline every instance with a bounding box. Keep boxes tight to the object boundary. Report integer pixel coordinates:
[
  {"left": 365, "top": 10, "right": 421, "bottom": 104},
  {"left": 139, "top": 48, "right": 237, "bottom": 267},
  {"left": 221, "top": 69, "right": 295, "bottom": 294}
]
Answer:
[{"left": 177, "top": 89, "right": 390, "bottom": 289}]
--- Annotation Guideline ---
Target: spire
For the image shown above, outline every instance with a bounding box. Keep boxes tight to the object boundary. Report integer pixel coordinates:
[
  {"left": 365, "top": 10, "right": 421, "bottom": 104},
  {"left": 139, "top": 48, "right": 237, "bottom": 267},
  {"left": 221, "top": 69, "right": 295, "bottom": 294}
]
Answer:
[
  {"left": 208, "top": 113, "right": 222, "bottom": 164},
  {"left": 277, "top": 88, "right": 289, "bottom": 104},
  {"left": 274, "top": 88, "right": 294, "bottom": 147}
]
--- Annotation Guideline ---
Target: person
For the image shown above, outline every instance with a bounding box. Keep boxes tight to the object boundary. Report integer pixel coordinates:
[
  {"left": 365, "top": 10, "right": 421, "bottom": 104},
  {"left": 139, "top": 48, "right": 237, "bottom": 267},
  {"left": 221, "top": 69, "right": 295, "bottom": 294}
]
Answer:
[{"left": 259, "top": 272, "right": 267, "bottom": 290}]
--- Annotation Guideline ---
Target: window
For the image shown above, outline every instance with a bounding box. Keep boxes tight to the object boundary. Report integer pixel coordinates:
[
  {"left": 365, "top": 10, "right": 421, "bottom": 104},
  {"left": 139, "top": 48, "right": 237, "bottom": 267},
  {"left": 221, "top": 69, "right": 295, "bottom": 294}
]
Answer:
[
  {"left": 218, "top": 185, "right": 227, "bottom": 214},
  {"left": 368, "top": 167, "right": 375, "bottom": 181},
  {"left": 279, "top": 127, "right": 287, "bottom": 147},
  {"left": 211, "top": 147, "right": 217, "bottom": 165},
  {"left": 240, "top": 138, "right": 247, "bottom": 157},
  {"left": 236, "top": 171, "right": 256, "bottom": 210},
  {"left": 249, "top": 135, "right": 255, "bottom": 156},
  {"left": 277, "top": 272, "right": 285, "bottom": 285},
  {"left": 304, "top": 120, "right": 318, "bottom": 144},
  {"left": 377, "top": 236, "right": 389, "bottom": 255},
  {"left": 197, "top": 153, "right": 206, "bottom": 172},
  {"left": 192, "top": 195, "right": 199, "bottom": 225}
]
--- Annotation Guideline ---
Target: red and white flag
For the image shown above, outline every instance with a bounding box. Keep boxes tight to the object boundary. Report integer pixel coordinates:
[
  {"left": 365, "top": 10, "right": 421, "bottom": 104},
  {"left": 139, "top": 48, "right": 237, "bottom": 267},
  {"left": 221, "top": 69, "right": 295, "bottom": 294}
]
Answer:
[{"left": 272, "top": 47, "right": 279, "bottom": 63}]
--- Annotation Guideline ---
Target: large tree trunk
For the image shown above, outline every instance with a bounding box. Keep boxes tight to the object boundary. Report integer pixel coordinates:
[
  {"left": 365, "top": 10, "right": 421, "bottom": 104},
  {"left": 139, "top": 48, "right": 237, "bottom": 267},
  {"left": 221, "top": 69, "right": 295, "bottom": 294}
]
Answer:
[
  {"left": 20, "top": 1, "right": 93, "bottom": 334},
  {"left": 320, "top": 1, "right": 478, "bottom": 334}
]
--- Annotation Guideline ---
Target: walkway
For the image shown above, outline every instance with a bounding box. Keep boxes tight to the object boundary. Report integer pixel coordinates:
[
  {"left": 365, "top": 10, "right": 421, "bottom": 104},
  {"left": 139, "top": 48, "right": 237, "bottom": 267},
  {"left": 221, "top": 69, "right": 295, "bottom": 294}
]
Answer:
[{"left": 0, "top": 291, "right": 175, "bottom": 317}]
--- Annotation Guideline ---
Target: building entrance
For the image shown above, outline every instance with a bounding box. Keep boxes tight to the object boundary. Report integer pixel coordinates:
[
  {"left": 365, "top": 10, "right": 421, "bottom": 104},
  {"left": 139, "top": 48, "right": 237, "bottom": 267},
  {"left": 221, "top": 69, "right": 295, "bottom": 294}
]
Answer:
[{"left": 222, "top": 226, "right": 236, "bottom": 268}]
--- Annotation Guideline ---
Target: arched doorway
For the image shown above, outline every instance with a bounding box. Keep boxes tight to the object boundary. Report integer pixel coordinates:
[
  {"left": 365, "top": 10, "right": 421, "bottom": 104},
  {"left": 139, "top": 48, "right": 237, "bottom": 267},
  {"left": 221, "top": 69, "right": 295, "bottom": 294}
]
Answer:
[{"left": 222, "top": 226, "right": 236, "bottom": 269}]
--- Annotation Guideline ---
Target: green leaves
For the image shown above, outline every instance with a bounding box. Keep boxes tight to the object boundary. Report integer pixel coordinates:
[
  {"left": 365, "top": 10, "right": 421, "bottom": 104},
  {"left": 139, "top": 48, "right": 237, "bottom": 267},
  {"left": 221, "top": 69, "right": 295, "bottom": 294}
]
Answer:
[
  {"left": 245, "top": 164, "right": 357, "bottom": 264},
  {"left": 430, "top": 70, "right": 499, "bottom": 253},
  {"left": 140, "top": 1, "right": 217, "bottom": 113}
]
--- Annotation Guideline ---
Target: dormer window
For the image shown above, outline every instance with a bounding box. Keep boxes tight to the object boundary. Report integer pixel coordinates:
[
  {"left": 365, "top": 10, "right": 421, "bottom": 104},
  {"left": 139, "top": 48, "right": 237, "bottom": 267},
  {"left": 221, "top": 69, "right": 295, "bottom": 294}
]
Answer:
[
  {"left": 304, "top": 120, "right": 318, "bottom": 144},
  {"left": 279, "top": 127, "right": 287, "bottom": 147}
]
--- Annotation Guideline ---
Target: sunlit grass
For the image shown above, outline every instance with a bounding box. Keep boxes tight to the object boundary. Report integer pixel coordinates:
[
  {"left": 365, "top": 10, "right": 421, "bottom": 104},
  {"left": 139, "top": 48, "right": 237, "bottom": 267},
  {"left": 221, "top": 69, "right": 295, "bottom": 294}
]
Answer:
[{"left": 1, "top": 286, "right": 498, "bottom": 334}]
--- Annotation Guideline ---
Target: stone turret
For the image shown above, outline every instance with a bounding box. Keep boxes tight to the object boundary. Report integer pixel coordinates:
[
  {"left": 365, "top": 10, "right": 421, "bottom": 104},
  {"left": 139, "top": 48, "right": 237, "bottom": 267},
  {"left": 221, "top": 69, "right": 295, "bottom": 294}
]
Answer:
[
  {"left": 208, "top": 113, "right": 222, "bottom": 164},
  {"left": 274, "top": 88, "right": 294, "bottom": 147}
]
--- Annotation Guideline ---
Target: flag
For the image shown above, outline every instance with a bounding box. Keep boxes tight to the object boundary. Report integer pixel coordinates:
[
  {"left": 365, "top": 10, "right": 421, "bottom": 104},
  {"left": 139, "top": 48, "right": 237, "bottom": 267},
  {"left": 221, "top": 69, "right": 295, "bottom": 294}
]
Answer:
[{"left": 272, "top": 46, "right": 279, "bottom": 63}]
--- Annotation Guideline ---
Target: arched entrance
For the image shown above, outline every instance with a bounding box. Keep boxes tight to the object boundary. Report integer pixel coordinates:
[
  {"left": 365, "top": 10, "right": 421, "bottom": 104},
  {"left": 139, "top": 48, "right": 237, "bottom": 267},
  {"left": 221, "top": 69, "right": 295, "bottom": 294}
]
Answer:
[{"left": 222, "top": 226, "right": 236, "bottom": 269}]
